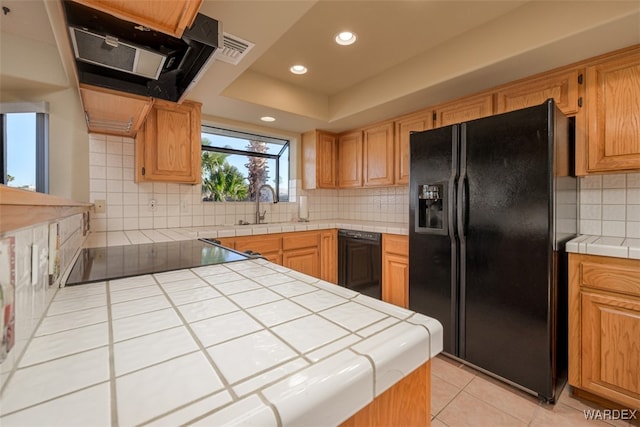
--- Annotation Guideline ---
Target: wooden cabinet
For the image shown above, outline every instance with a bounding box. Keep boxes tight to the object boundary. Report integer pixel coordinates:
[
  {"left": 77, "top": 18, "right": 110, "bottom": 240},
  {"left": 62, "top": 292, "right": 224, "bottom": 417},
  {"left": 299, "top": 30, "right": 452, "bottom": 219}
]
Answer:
[
  {"left": 568, "top": 254, "right": 640, "bottom": 410},
  {"left": 79, "top": 84, "right": 153, "bottom": 137},
  {"left": 216, "top": 237, "right": 235, "bottom": 249},
  {"left": 217, "top": 230, "right": 335, "bottom": 281},
  {"left": 394, "top": 111, "right": 433, "bottom": 185},
  {"left": 434, "top": 93, "right": 494, "bottom": 128},
  {"left": 495, "top": 68, "right": 582, "bottom": 115},
  {"left": 234, "top": 235, "right": 282, "bottom": 264},
  {"left": 135, "top": 99, "right": 202, "bottom": 183},
  {"left": 382, "top": 234, "right": 409, "bottom": 308},
  {"left": 320, "top": 229, "right": 337, "bottom": 283},
  {"left": 583, "top": 47, "right": 640, "bottom": 173},
  {"left": 282, "top": 232, "right": 320, "bottom": 277},
  {"left": 302, "top": 130, "right": 337, "bottom": 189},
  {"left": 341, "top": 361, "right": 430, "bottom": 427},
  {"left": 338, "top": 131, "right": 364, "bottom": 188},
  {"left": 363, "top": 122, "right": 395, "bottom": 187},
  {"left": 73, "top": 0, "right": 202, "bottom": 38}
]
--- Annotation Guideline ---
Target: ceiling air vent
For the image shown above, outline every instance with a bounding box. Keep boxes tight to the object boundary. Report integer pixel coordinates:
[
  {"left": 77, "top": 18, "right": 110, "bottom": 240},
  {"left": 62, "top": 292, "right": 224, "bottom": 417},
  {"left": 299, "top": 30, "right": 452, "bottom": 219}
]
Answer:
[{"left": 213, "top": 33, "right": 254, "bottom": 65}]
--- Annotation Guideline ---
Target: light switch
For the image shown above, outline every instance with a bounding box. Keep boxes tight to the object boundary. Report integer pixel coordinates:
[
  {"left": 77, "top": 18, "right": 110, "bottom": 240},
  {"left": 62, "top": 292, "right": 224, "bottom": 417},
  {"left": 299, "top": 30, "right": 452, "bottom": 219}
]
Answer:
[{"left": 95, "top": 199, "right": 106, "bottom": 214}]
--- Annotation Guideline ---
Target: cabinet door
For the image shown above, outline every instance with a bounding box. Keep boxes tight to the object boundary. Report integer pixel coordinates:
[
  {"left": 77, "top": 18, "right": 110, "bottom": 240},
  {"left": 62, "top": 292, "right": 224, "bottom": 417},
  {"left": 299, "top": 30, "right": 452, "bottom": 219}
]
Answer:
[
  {"left": 363, "top": 122, "right": 395, "bottom": 187},
  {"left": 495, "top": 68, "right": 582, "bottom": 115},
  {"left": 80, "top": 84, "right": 153, "bottom": 137},
  {"left": 580, "top": 291, "right": 640, "bottom": 409},
  {"left": 586, "top": 48, "right": 640, "bottom": 172},
  {"left": 395, "top": 112, "right": 433, "bottom": 185},
  {"left": 320, "top": 230, "right": 337, "bottom": 283},
  {"left": 283, "top": 247, "right": 319, "bottom": 277},
  {"left": 382, "top": 234, "right": 409, "bottom": 308},
  {"left": 434, "top": 93, "right": 494, "bottom": 128},
  {"left": 317, "top": 132, "right": 337, "bottom": 188},
  {"left": 302, "top": 131, "right": 337, "bottom": 189},
  {"left": 74, "top": 0, "right": 202, "bottom": 38},
  {"left": 136, "top": 100, "right": 202, "bottom": 183},
  {"left": 338, "top": 131, "right": 363, "bottom": 188}
]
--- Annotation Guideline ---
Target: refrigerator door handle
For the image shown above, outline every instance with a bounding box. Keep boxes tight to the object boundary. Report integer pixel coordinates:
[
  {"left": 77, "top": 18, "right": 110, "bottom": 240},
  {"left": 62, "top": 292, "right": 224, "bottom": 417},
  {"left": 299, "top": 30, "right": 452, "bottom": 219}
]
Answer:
[
  {"left": 448, "top": 177, "right": 457, "bottom": 238},
  {"left": 457, "top": 175, "right": 468, "bottom": 238}
]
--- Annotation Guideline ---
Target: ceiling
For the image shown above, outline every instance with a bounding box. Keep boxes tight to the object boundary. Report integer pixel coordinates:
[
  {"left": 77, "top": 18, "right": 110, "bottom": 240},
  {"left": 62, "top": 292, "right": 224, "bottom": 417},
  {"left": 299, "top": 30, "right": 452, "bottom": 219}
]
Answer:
[{"left": 1, "top": 0, "right": 639, "bottom": 135}]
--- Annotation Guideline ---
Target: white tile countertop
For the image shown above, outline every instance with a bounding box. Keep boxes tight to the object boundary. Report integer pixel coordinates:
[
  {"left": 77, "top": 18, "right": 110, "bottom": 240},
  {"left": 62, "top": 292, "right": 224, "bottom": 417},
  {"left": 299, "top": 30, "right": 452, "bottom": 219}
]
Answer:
[
  {"left": 84, "top": 219, "right": 408, "bottom": 248},
  {"left": 0, "top": 258, "right": 442, "bottom": 426},
  {"left": 566, "top": 235, "right": 640, "bottom": 259}
]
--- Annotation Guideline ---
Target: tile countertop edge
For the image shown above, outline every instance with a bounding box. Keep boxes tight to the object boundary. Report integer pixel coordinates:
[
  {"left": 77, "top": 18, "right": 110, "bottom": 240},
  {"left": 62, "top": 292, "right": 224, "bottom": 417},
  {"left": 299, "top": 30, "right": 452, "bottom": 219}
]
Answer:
[
  {"left": 566, "top": 235, "right": 640, "bottom": 260},
  {"left": 83, "top": 220, "right": 409, "bottom": 248}
]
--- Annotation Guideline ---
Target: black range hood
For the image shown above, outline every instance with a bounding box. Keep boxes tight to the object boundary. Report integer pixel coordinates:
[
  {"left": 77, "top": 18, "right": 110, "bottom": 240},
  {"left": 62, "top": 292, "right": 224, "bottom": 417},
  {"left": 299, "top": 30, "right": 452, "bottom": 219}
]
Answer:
[{"left": 62, "top": 1, "right": 221, "bottom": 103}]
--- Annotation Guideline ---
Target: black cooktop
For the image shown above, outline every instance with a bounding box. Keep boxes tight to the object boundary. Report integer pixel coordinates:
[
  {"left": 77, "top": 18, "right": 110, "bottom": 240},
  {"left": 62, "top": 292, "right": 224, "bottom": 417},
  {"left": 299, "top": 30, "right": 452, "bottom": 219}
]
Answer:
[{"left": 65, "top": 239, "right": 249, "bottom": 286}]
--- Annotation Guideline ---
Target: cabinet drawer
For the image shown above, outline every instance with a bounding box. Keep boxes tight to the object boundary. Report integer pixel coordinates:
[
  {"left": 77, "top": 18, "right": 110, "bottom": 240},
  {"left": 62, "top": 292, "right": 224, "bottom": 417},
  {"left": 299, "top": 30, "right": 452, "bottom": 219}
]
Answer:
[
  {"left": 383, "top": 234, "right": 408, "bottom": 256},
  {"left": 282, "top": 232, "right": 319, "bottom": 250},
  {"left": 576, "top": 255, "right": 640, "bottom": 297},
  {"left": 235, "top": 235, "right": 282, "bottom": 254}
]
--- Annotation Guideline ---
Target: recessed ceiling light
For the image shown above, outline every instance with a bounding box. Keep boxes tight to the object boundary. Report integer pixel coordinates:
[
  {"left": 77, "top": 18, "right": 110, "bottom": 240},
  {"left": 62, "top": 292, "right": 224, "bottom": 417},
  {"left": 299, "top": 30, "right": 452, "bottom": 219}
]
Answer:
[
  {"left": 260, "top": 116, "right": 276, "bottom": 122},
  {"left": 290, "top": 65, "right": 308, "bottom": 75},
  {"left": 335, "top": 31, "right": 357, "bottom": 46}
]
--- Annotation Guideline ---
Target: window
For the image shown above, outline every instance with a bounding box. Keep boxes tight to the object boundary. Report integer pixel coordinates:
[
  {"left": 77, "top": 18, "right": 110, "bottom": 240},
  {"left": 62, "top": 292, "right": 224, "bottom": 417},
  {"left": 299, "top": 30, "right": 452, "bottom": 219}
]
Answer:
[
  {"left": 1, "top": 102, "right": 49, "bottom": 193},
  {"left": 201, "top": 126, "right": 289, "bottom": 202}
]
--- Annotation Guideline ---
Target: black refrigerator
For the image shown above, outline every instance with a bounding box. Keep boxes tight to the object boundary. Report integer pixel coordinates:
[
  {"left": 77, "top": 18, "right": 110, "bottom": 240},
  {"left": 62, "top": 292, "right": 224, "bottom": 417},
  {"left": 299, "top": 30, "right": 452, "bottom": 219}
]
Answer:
[{"left": 409, "top": 100, "right": 577, "bottom": 402}]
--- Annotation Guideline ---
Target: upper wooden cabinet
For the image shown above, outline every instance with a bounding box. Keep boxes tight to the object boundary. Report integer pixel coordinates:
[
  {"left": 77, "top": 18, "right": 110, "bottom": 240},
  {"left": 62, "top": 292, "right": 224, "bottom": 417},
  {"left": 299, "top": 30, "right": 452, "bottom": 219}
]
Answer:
[
  {"left": 302, "top": 130, "right": 337, "bottom": 189},
  {"left": 568, "top": 254, "right": 640, "bottom": 409},
  {"left": 135, "top": 99, "right": 202, "bottom": 183},
  {"left": 79, "top": 84, "right": 153, "bottom": 137},
  {"left": 394, "top": 111, "right": 433, "bottom": 185},
  {"left": 495, "top": 68, "right": 582, "bottom": 116},
  {"left": 363, "top": 122, "right": 395, "bottom": 187},
  {"left": 72, "top": 0, "right": 202, "bottom": 38},
  {"left": 584, "top": 47, "right": 640, "bottom": 173},
  {"left": 338, "top": 130, "right": 364, "bottom": 188},
  {"left": 434, "top": 93, "right": 494, "bottom": 128}
]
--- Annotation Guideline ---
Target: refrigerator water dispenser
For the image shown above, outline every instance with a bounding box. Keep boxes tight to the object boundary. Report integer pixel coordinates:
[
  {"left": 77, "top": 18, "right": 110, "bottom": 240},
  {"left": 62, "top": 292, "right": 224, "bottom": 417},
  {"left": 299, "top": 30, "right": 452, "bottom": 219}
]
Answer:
[{"left": 416, "top": 183, "right": 446, "bottom": 234}]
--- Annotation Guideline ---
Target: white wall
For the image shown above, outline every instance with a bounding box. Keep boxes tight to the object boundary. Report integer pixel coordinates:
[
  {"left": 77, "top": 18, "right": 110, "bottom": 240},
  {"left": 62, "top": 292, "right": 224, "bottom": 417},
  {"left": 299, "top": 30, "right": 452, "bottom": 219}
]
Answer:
[{"left": 0, "top": 32, "right": 90, "bottom": 202}]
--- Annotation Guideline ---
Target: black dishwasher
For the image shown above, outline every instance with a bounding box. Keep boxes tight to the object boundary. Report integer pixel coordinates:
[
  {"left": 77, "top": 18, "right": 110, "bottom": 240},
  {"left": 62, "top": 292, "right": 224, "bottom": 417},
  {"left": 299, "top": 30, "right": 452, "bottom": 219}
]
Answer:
[{"left": 337, "top": 229, "right": 382, "bottom": 299}]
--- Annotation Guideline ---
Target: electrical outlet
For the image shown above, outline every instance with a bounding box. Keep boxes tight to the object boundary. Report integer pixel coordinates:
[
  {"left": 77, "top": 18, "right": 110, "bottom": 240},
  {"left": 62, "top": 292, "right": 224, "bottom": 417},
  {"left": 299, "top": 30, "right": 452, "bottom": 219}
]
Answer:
[
  {"left": 94, "top": 199, "right": 106, "bottom": 214},
  {"left": 149, "top": 199, "right": 157, "bottom": 211}
]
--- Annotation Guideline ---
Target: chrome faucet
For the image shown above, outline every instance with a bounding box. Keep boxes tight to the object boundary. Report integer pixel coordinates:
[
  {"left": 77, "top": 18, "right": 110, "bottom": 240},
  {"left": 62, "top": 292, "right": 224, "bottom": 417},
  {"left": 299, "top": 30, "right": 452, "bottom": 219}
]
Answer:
[{"left": 255, "top": 184, "right": 278, "bottom": 224}]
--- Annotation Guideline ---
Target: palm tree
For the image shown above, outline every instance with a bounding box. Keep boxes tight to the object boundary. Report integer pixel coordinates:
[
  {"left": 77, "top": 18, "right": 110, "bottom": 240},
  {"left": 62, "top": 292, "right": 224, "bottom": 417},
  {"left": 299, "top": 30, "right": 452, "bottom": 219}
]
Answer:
[{"left": 201, "top": 151, "right": 248, "bottom": 201}]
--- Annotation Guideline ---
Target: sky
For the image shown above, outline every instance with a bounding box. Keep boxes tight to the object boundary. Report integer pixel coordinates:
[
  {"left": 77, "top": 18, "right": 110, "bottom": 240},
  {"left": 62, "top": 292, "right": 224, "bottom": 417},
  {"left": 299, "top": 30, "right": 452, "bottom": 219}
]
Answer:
[{"left": 5, "top": 113, "right": 36, "bottom": 189}]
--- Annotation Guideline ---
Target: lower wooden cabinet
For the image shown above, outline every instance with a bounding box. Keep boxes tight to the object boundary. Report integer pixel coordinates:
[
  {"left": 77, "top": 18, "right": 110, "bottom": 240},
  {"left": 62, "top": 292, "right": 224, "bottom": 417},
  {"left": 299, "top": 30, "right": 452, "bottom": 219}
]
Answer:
[
  {"left": 568, "top": 254, "right": 640, "bottom": 410},
  {"left": 217, "top": 230, "right": 337, "bottom": 281},
  {"left": 341, "top": 361, "right": 430, "bottom": 427},
  {"left": 282, "top": 232, "right": 320, "bottom": 277},
  {"left": 320, "top": 229, "right": 338, "bottom": 283},
  {"left": 382, "top": 234, "right": 409, "bottom": 308},
  {"left": 235, "top": 235, "right": 282, "bottom": 265}
]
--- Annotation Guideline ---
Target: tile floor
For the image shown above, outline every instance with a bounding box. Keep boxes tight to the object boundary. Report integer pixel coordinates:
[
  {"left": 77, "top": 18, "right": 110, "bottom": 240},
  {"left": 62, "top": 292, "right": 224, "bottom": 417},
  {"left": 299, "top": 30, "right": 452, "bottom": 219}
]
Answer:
[{"left": 430, "top": 355, "right": 639, "bottom": 427}]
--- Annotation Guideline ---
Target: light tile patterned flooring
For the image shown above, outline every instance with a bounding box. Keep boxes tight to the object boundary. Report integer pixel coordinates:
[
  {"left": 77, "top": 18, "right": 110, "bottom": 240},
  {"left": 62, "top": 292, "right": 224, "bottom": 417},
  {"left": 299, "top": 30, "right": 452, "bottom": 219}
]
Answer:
[{"left": 430, "top": 355, "right": 639, "bottom": 427}]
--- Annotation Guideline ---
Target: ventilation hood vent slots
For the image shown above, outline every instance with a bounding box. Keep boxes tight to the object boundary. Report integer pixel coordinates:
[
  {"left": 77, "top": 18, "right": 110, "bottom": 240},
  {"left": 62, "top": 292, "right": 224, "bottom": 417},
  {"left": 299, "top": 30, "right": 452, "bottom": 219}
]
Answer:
[
  {"left": 214, "top": 33, "right": 254, "bottom": 65},
  {"left": 62, "top": 0, "right": 221, "bottom": 103},
  {"left": 69, "top": 27, "right": 167, "bottom": 80}
]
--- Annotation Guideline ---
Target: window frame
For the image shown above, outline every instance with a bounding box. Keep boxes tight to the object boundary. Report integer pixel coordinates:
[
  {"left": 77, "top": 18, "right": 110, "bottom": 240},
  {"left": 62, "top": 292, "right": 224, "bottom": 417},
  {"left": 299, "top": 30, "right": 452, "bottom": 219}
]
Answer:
[
  {"left": 200, "top": 125, "right": 290, "bottom": 202},
  {"left": 0, "top": 102, "right": 50, "bottom": 193}
]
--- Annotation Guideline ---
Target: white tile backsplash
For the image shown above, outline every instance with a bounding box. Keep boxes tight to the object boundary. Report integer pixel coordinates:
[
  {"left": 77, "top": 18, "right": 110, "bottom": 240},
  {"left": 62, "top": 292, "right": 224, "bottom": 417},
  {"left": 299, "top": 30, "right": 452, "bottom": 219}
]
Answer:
[{"left": 580, "top": 173, "right": 640, "bottom": 238}]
